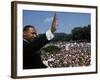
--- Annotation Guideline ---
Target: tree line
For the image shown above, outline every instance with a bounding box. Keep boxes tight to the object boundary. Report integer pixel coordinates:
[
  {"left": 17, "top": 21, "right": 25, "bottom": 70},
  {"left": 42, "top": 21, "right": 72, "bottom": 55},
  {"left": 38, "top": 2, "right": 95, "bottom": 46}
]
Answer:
[
  {"left": 71, "top": 24, "right": 91, "bottom": 42},
  {"left": 52, "top": 24, "right": 91, "bottom": 42},
  {"left": 39, "top": 24, "right": 91, "bottom": 43}
]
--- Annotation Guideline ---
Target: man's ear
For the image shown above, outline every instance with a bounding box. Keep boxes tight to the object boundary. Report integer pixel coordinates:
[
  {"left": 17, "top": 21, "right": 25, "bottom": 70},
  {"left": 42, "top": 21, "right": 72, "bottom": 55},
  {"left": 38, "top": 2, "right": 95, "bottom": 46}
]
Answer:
[{"left": 23, "top": 31, "right": 26, "bottom": 36}]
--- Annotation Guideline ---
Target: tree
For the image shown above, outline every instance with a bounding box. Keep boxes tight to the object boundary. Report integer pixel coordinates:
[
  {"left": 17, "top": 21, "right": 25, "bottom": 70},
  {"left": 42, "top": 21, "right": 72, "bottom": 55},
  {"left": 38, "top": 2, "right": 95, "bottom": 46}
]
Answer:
[{"left": 71, "top": 24, "right": 91, "bottom": 42}]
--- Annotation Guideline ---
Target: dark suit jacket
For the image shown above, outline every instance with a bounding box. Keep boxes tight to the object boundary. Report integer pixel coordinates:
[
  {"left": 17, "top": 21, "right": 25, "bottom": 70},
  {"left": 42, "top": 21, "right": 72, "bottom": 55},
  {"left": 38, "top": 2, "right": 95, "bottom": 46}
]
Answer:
[{"left": 23, "top": 34, "right": 50, "bottom": 69}]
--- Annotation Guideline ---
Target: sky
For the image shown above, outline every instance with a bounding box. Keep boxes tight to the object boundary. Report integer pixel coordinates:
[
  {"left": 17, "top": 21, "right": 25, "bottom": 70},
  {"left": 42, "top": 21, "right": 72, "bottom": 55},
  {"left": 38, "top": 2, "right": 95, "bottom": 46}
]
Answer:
[{"left": 23, "top": 10, "right": 90, "bottom": 34}]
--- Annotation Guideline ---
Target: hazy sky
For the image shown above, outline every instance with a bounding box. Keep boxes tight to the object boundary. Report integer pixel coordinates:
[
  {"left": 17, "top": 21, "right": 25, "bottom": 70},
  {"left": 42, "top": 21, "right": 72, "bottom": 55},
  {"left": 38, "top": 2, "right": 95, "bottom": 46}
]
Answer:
[{"left": 23, "top": 10, "right": 90, "bottom": 34}]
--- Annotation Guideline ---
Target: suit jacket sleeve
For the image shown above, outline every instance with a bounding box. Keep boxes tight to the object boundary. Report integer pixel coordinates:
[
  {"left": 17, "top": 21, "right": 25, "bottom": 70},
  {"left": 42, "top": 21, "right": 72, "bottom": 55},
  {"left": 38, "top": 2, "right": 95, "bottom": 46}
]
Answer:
[{"left": 31, "top": 34, "right": 51, "bottom": 51}]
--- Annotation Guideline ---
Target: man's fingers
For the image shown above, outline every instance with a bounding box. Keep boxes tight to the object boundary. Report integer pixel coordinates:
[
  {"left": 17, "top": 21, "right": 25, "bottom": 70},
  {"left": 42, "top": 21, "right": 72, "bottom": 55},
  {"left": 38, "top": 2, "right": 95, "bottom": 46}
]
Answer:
[{"left": 51, "top": 13, "right": 58, "bottom": 33}]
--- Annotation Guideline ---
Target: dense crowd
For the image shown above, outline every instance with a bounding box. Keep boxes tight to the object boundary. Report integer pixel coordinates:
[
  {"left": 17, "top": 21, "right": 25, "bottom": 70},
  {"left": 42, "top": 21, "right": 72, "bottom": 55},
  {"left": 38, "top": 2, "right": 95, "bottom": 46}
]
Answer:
[{"left": 41, "top": 42, "right": 91, "bottom": 68}]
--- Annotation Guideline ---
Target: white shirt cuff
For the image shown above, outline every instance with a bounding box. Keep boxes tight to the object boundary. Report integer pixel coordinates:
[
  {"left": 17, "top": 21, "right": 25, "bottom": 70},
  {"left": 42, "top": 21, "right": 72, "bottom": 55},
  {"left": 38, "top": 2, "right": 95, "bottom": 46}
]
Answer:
[{"left": 46, "top": 29, "right": 54, "bottom": 40}]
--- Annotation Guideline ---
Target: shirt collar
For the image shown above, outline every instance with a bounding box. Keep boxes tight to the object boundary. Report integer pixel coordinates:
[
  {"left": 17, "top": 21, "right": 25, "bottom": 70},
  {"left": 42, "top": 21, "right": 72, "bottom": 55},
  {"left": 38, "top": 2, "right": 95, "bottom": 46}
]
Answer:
[{"left": 23, "top": 39, "right": 30, "bottom": 43}]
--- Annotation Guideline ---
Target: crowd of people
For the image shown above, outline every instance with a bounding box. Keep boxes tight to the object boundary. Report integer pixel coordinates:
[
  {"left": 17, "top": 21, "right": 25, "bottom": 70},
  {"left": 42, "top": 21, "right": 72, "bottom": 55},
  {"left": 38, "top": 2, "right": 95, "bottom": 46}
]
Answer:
[{"left": 41, "top": 42, "right": 91, "bottom": 68}]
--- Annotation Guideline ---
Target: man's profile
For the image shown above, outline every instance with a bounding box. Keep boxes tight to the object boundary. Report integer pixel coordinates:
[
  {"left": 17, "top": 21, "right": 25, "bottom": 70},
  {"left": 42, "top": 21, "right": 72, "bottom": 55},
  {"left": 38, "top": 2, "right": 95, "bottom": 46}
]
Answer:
[{"left": 23, "top": 13, "right": 58, "bottom": 69}]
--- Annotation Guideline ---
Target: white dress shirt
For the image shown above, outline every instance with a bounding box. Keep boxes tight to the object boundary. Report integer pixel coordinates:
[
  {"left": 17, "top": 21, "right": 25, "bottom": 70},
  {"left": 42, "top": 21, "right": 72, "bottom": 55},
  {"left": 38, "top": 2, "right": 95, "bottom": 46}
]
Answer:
[{"left": 46, "top": 29, "right": 54, "bottom": 40}]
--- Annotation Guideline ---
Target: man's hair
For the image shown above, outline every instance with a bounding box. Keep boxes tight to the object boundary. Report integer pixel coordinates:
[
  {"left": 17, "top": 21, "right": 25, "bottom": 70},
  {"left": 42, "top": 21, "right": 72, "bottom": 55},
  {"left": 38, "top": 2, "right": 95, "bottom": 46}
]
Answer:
[{"left": 23, "top": 25, "right": 35, "bottom": 32}]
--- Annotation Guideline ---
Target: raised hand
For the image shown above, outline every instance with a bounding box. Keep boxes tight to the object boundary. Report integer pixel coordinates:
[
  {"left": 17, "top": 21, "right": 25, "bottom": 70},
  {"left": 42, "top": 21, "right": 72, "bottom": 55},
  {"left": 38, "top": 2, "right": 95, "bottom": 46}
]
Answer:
[{"left": 51, "top": 13, "right": 58, "bottom": 33}]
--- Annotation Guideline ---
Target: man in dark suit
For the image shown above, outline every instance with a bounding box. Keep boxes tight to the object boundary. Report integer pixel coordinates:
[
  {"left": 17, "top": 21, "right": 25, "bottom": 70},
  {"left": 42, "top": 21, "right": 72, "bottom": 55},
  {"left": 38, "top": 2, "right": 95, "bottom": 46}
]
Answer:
[{"left": 23, "top": 13, "right": 58, "bottom": 69}]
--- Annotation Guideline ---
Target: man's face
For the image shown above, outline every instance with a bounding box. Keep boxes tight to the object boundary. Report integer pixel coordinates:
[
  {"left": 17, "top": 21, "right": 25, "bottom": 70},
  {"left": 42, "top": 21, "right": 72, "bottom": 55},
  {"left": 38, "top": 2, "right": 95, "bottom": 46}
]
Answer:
[{"left": 23, "top": 27, "right": 37, "bottom": 42}]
